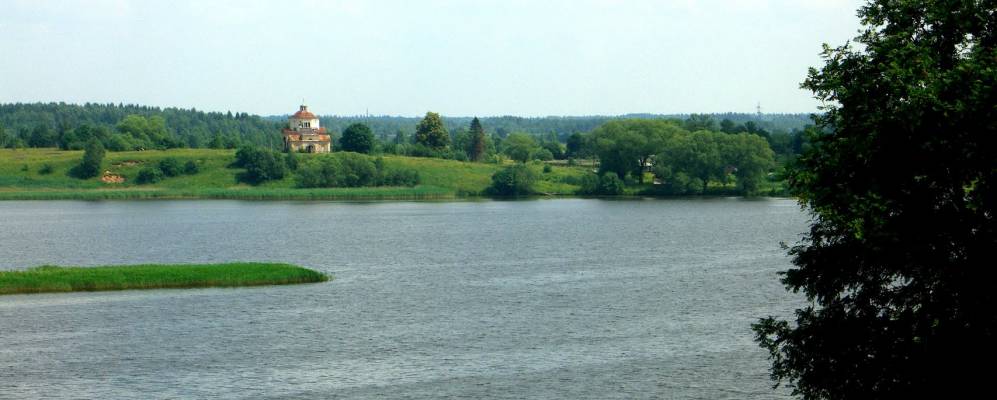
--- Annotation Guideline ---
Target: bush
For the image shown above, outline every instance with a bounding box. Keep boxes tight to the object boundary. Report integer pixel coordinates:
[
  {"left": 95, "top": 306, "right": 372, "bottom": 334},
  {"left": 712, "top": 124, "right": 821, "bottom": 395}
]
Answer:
[
  {"left": 577, "top": 172, "right": 625, "bottom": 195},
  {"left": 295, "top": 152, "right": 419, "bottom": 188},
  {"left": 532, "top": 148, "right": 554, "bottom": 161},
  {"left": 234, "top": 146, "right": 287, "bottom": 185},
  {"left": 543, "top": 164, "right": 553, "bottom": 173},
  {"left": 487, "top": 164, "right": 537, "bottom": 196},
  {"left": 38, "top": 164, "right": 54, "bottom": 175},
  {"left": 284, "top": 151, "right": 298, "bottom": 171},
  {"left": 135, "top": 166, "right": 163, "bottom": 184},
  {"left": 183, "top": 160, "right": 200, "bottom": 175},
  {"left": 158, "top": 158, "right": 182, "bottom": 177}
]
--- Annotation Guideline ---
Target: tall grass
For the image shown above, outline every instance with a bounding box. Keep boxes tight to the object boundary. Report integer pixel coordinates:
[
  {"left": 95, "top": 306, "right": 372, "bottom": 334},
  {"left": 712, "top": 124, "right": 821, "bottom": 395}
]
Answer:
[{"left": 0, "top": 262, "right": 329, "bottom": 295}]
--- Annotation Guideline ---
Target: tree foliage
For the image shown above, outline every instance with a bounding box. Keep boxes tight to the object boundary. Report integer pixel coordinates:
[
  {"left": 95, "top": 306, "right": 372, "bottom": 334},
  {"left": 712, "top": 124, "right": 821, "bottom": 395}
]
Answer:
[
  {"left": 414, "top": 111, "right": 450, "bottom": 150},
  {"left": 294, "top": 153, "right": 419, "bottom": 188},
  {"left": 73, "top": 138, "right": 105, "bottom": 179},
  {"left": 468, "top": 117, "right": 487, "bottom": 162},
  {"left": 502, "top": 133, "right": 540, "bottom": 163},
  {"left": 339, "top": 123, "right": 375, "bottom": 154},
  {"left": 753, "top": 1, "right": 996, "bottom": 398},
  {"left": 590, "top": 119, "right": 681, "bottom": 183},
  {"left": 487, "top": 164, "right": 538, "bottom": 196},
  {"left": 233, "top": 146, "right": 287, "bottom": 185}
]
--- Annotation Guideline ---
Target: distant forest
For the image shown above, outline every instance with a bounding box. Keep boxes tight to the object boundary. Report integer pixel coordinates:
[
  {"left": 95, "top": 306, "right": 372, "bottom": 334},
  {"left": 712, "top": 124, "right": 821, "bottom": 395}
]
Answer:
[
  {"left": 0, "top": 102, "right": 814, "bottom": 151},
  {"left": 296, "top": 113, "right": 813, "bottom": 142}
]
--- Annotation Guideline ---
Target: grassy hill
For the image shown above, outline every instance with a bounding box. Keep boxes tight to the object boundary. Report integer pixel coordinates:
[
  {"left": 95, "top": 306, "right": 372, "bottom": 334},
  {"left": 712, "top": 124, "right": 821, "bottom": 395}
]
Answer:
[{"left": 0, "top": 148, "right": 589, "bottom": 200}]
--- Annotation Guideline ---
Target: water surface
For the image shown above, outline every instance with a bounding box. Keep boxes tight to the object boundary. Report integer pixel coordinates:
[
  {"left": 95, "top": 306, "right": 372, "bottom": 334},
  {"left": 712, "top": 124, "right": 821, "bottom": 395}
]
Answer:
[{"left": 0, "top": 198, "right": 807, "bottom": 399}]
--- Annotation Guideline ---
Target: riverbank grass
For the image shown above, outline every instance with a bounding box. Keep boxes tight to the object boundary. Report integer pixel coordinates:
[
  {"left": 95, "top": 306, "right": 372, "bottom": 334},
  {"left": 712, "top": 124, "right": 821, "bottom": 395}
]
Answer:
[{"left": 0, "top": 262, "right": 329, "bottom": 295}]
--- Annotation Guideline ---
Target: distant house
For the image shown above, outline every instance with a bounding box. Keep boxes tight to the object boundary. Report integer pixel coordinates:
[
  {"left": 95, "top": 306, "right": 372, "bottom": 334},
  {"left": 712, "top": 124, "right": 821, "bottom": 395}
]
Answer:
[{"left": 282, "top": 105, "right": 331, "bottom": 153}]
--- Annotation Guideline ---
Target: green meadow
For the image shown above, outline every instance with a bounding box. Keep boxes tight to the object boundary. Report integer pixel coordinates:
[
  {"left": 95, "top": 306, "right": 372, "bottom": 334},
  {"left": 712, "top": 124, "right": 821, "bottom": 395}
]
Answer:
[
  {"left": 0, "top": 263, "right": 329, "bottom": 295},
  {"left": 0, "top": 148, "right": 591, "bottom": 200}
]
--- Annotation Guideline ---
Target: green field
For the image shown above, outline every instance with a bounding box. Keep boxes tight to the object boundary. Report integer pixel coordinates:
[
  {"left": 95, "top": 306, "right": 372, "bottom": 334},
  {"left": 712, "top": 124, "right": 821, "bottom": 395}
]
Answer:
[
  {"left": 0, "top": 263, "right": 329, "bottom": 295},
  {"left": 0, "top": 148, "right": 590, "bottom": 200}
]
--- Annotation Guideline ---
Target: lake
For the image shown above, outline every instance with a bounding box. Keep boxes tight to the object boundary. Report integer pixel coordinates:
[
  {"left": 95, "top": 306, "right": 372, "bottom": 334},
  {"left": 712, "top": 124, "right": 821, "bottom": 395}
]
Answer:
[{"left": 0, "top": 198, "right": 807, "bottom": 399}]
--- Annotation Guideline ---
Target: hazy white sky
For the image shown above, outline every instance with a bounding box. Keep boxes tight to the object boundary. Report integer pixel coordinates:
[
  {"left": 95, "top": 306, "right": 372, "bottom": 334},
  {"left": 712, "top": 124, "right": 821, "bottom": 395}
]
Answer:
[{"left": 0, "top": 0, "right": 864, "bottom": 116}]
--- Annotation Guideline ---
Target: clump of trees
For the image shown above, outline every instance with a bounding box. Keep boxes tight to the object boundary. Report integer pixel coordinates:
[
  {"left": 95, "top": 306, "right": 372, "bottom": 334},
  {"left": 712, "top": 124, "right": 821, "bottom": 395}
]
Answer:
[
  {"left": 232, "top": 146, "right": 287, "bottom": 185},
  {"left": 487, "top": 164, "right": 538, "bottom": 196},
  {"left": 577, "top": 172, "right": 625, "bottom": 195},
  {"left": 134, "top": 157, "right": 199, "bottom": 184},
  {"left": 294, "top": 152, "right": 419, "bottom": 188},
  {"left": 586, "top": 119, "right": 775, "bottom": 195},
  {"left": 752, "top": 0, "right": 996, "bottom": 398}
]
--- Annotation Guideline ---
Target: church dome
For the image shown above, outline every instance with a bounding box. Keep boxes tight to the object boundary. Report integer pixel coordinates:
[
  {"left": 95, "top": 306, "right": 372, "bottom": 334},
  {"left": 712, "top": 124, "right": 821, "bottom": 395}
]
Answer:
[{"left": 291, "top": 105, "right": 317, "bottom": 119}]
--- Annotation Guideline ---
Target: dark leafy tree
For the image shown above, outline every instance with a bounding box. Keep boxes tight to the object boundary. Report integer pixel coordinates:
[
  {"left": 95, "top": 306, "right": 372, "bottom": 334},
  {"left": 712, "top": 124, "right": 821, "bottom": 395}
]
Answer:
[
  {"left": 73, "top": 138, "right": 105, "bottom": 179},
  {"left": 487, "top": 164, "right": 537, "bottom": 196},
  {"left": 339, "top": 123, "right": 375, "bottom": 154},
  {"left": 577, "top": 172, "right": 625, "bottom": 195},
  {"left": 183, "top": 160, "right": 200, "bottom": 175},
  {"left": 752, "top": 1, "right": 997, "bottom": 398},
  {"left": 158, "top": 158, "right": 182, "bottom": 177},
  {"left": 135, "top": 166, "right": 164, "bottom": 184},
  {"left": 27, "top": 124, "right": 58, "bottom": 147},
  {"left": 590, "top": 119, "right": 680, "bottom": 183},
  {"left": 234, "top": 146, "right": 287, "bottom": 185}
]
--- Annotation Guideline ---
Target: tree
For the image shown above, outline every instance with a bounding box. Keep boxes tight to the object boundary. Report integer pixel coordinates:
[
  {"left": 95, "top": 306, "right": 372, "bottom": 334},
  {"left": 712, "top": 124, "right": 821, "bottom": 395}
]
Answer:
[
  {"left": 565, "top": 132, "right": 589, "bottom": 159},
  {"left": 27, "top": 124, "right": 57, "bottom": 148},
  {"left": 468, "top": 117, "right": 487, "bottom": 162},
  {"left": 74, "top": 138, "right": 105, "bottom": 179},
  {"left": 487, "top": 164, "right": 537, "bottom": 196},
  {"left": 724, "top": 133, "right": 774, "bottom": 195},
  {"left": 502, "top": 133, "right": 539, "bottom": 163},
  {"left": 752, "top": 1, "right": 996, "bottom": 398},
  {"left": 339, "top": 123, "right": 375, "bottom": 154},
  {"left": 234, "top": 146, "right": 286, "bottom": 185},
  {"left": 414, "top": 111, "right": 450, "bottom": 150},
  {"left": 590, "top": 119, "right": 679, "bottom": 183}
]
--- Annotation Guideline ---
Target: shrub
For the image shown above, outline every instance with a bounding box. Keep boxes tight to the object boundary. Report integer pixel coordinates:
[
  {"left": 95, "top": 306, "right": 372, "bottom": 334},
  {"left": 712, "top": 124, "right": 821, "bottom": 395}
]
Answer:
[
  {"left": 183, "top": 160, "right": 200, "bottom": 175},
  {"left": 38, "top": 164, "right": 54, "bottom": 175},
  {"left": 487, "top": 164, "right": 537, "bottom": 196},
  {"left": 135, "top": 166, "right": 163, "bottom": 184},
  {"left": 158, "top": 158, "right": 182, "bottom": 177},
  {"left": 577, "top": 172, "right": 625, "bottom": 195},
  {"left": 532, "top": 148, "right": 554, "bottom": 161},
  {"left": 542, "top": 164, "right": 553, "bottom": 173},
  {"left": 234, "top": 146, "right": 287, "bottom": 185}
]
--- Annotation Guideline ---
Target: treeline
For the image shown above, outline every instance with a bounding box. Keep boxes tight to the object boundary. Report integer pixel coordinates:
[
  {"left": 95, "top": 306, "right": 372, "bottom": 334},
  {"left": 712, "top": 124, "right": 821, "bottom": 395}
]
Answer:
[
  {"left": 485, "top": 119, "right": 784, "bottom": 196},
  {"left": 0, "top": 102, "right": 279, "bottom": 150},
  {"left": 0, "top": 102, "right": 811, "bottom": 160},
  {"left": 307, "top": 112, "right": 812, "bottom": 143}
]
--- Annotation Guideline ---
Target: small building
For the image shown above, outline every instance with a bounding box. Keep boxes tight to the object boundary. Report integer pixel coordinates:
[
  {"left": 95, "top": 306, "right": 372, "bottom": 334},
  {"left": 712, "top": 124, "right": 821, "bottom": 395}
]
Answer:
[{"left": 282, "top": 105, "right": 331, "bottom": 153}]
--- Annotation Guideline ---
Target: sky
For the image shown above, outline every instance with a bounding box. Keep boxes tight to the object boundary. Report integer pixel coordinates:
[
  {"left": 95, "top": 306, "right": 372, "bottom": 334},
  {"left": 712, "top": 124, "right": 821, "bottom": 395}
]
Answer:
[{"left": 0, "top": 0, "right": 865, "bottom": 117}]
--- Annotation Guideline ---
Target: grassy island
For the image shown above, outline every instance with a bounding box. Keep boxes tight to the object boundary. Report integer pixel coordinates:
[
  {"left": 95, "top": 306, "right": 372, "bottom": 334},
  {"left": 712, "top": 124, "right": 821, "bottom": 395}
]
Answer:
[{"left": 0, "top": 262, "right": 329, "bottom": 295}]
